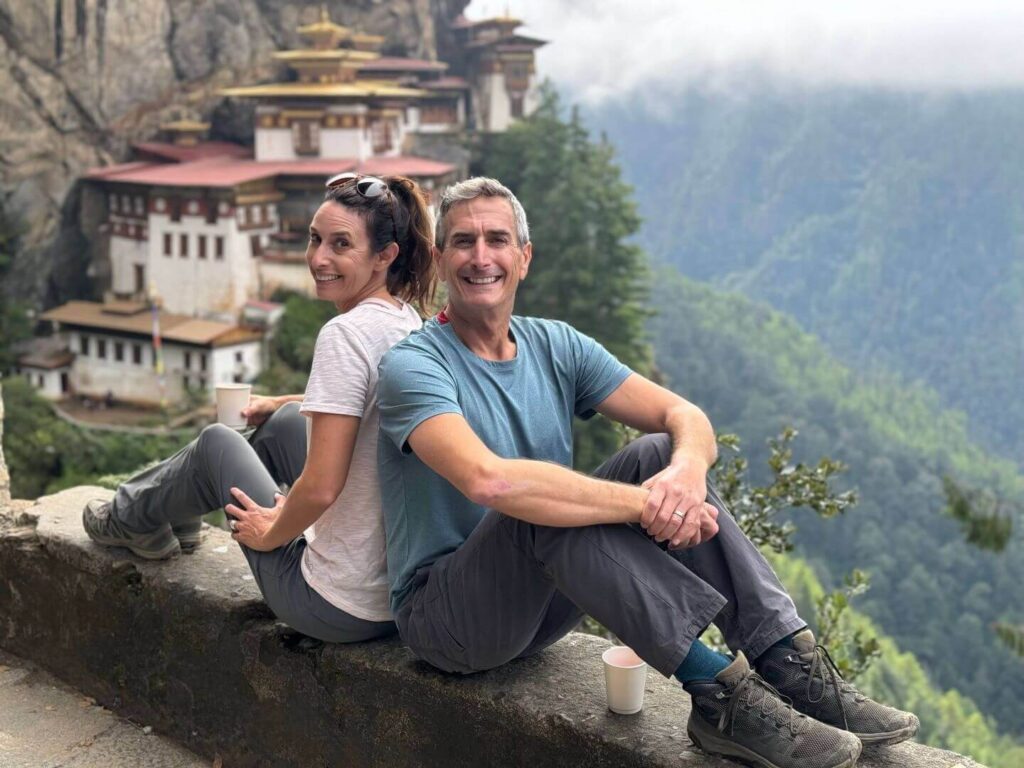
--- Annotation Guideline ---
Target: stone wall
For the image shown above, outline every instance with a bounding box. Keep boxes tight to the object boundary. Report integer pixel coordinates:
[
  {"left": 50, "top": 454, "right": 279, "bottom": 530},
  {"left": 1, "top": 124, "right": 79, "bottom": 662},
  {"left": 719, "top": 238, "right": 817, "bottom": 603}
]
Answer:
[
  {"left": 0, "top": 384, "right": 8, "bottom": 507},
  {"left": 0, "top": 485, "right": 981, "bottom": 768}
]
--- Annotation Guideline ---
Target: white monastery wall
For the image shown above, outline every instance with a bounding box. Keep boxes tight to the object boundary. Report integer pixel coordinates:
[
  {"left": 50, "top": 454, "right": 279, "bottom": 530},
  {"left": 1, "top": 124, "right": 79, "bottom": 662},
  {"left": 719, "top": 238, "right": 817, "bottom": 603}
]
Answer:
[
  {"left": 147, "top": 206, "right": 268, "bottom": 318},
  {"left": 321, "top": 128, "right": 365, "bottom": 159},
  {"left": 483, "top": 72, "right": 511, "bottom": 132},
  {"left": 256, "top": 128, "right": 296, "bottom": 161},
  {"left": 21, "top": 368, "right": 66, "bottom": 400},
  {"left": 109, "top": 235, "right": 148, "bottom": 294},
  {"left": 211, "top": 343, "right": 262, "bottom": 385}
]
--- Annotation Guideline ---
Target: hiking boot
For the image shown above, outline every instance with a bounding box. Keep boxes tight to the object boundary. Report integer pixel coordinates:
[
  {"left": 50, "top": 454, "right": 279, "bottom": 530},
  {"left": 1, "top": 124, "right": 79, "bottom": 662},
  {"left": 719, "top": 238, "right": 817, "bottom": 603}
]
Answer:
[
  {"left": 82, "top": 499, "right": 180, "bottom": 560},
  {"left": 685, "top": 652, "right": 862, "bottom": 768},
  {"left": 171, "top": 519, "right": 204, "bottom": 553},
  {"left": 757, "top": 629, "right": 919, "bottom": 746}
]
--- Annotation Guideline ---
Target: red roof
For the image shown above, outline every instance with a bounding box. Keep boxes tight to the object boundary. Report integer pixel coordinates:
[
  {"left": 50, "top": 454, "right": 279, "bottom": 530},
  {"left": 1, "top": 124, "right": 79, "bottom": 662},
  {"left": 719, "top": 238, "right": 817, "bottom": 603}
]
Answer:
[
  {"left": 356, "top": 156, "right": 454, "bottom": 177},
  {"left": 85, "top": 155, "right": 454, "bottom": 189},
  {"left": 84, "top": 158, "right": 288, "bottom": 188},
  {"left": 133, "top": 141, "right": 251, "bottom": 163},
  {"left": 421, "top": 76, "right": 471, "bottom": 90},
  {"left": 360, "top": 56, "right": 447, "bottom": 72}
]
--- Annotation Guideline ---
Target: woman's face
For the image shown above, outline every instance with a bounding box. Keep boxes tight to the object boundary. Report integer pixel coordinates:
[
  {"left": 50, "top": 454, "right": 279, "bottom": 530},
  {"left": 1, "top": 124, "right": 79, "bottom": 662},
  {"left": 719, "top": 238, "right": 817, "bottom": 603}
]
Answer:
[{"left": 306, "top": 201, "right": 389, "bottom": 311}]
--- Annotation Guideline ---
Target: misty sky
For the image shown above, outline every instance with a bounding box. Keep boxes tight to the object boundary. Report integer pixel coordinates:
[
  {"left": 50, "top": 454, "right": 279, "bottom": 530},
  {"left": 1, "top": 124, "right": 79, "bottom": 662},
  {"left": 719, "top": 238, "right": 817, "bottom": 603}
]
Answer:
[{"left": 465, "top": 0, "right": 1024, "bottom": 102}]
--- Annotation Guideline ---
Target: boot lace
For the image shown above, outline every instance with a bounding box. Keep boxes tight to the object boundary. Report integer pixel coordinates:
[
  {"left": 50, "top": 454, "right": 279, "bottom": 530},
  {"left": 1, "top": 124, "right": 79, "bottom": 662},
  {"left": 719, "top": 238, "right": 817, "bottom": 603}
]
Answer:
[
  {"left": 720, "top": 670, "right": 807, "bottom": 738},
  {"left": 801, "top": 644, "right": 865, "bottom": 730}
]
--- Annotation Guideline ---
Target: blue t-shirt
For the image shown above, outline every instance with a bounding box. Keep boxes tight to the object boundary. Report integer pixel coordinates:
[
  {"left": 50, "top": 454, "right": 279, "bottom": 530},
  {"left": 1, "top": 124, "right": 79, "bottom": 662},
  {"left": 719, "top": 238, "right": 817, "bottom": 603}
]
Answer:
[{"left": 377, "top": 315, "right": 632, "bottom": 611}]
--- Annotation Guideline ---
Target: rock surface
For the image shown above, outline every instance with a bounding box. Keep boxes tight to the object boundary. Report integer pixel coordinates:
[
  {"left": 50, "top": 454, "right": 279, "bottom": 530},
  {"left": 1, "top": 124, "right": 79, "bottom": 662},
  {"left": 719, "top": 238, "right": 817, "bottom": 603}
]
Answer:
[
  {"left": 0, "top": 486, "right": 982, "bottom": 767},
  {"left": 0, "top": 383, "right": 8, "bottom": 507},
  {"left": 0, "top": 0, "right": 469, "bottom": 310},
  {"left": 0, "top": 647, "right": 205, "bottom": 767}
]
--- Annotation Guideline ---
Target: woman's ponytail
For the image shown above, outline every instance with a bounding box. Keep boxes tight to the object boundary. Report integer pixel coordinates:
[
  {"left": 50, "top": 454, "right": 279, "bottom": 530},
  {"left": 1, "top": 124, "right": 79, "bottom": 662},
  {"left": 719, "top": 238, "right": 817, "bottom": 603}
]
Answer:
[{"left": 385, "top": 176, "right": 437, "bottom": 313}]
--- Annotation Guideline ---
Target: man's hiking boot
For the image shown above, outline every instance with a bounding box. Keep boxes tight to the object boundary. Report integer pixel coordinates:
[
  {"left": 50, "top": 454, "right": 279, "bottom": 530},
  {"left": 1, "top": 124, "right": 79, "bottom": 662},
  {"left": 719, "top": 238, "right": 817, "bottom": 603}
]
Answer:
[
  {"left": 82, "top": 499, "right": 180, "bottom": 560},
  {"left": 684, "top": 652, "right": 862, "bottom": 768},
  {"left": 171, "top": 519, "right": 204, "bottom": 553},
  {"left": 757, "top": 629, "right": 919, "bottom": 746}
]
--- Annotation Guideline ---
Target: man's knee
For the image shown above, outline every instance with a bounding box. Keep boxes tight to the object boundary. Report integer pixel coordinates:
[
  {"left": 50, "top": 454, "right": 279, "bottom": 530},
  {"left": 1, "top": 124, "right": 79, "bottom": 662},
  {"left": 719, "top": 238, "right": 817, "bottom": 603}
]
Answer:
[{"left": 625, "top": 432, "right": 672, "bottom": 480}]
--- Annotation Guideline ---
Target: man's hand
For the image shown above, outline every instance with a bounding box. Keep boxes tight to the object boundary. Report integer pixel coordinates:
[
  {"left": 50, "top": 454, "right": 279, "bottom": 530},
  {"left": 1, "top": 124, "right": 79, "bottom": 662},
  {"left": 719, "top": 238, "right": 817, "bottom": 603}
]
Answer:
[
  {"left": 666, "top": 502, "right": 719, "bottom": 550},
  {"left": 640, "top": 462, "right": 708, "bottom": 536},
  {"left": 226, "top": 487, "right": 286, "bottom": 551},
  {"left": 640, "top": 462, "right": 719, "bottom": 548},
  {"left": 242, "top": 395, "right": 281, "bottom": 427}
]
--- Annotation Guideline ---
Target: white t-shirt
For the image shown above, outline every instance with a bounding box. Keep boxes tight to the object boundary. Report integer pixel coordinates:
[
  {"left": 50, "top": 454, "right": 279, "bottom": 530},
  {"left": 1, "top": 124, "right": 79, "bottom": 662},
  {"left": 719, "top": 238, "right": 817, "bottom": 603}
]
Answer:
[{"left": 299, "top": 298, "right": 422, "bottom": 622}]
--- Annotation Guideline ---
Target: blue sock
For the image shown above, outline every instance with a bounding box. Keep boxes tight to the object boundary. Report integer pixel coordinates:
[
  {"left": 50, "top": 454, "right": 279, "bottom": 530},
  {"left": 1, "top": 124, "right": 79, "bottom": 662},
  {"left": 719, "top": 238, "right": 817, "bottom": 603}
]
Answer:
[{"left": 673, "top": 639, "right": 731, "bottom": 683}]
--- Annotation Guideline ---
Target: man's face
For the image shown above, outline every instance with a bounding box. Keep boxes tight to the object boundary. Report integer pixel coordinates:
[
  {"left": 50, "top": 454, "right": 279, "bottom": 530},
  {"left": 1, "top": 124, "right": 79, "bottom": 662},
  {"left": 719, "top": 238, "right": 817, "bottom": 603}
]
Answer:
[{"left": 437, "top": 197, "right": 532, "bottom": 316}]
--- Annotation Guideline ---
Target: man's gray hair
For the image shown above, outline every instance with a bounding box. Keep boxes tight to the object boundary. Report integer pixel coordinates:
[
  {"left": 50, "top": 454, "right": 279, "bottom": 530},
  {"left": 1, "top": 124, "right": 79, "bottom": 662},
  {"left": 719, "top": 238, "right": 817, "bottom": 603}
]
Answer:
[{"left": 435, "top": 177, "right": 530, "bottom": 249}]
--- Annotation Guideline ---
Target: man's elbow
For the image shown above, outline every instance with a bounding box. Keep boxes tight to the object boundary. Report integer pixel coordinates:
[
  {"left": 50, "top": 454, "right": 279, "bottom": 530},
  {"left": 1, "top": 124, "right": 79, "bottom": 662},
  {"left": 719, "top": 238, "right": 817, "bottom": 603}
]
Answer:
[{"left": 462, "top": 461, "right": 513, "bottom": 509}]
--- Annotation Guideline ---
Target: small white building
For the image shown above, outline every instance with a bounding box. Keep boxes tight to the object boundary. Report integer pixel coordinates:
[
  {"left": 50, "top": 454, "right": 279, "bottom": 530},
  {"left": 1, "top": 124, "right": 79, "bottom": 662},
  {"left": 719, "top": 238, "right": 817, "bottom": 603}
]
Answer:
[
  {"left": 39, "top": 301, "right": 263, "bottom": 406},
  {"left": 16, "top": 344, "right": 73, "bottom": 401}
]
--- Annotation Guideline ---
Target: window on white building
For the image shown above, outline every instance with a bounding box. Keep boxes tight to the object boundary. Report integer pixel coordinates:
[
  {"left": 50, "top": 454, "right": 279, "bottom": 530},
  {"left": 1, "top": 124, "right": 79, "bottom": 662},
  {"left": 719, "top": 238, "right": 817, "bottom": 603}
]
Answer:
[
  {"left": 114, "top": 342, "right": 124, "bottom": 362},
  {"left": 97, "top": 339, "right": 107, "bottom": 359},
  {"left": 184, "top": 351, "right": 192, "bottom": 370},
  {"left": 164, "top": 233, "right": 172, "bottom": 257},
  {"left": 234, "top": 351, "right": 243, "bottom": 363},
  {"left": 215, "top": 236, "right": 225, "bottom": 260},
  {"left": 199, "top": 353, "right": 208, "bottom": 372},
  {"left": 198, "top": 236, "right": 207, "bottom": 260},
  {"left": 79, "top": 335, "right": 89, "bottom": 356},
  {"left": 132, "top": 344, "right": 142, "bottom": 365},
  {"left": 179, "top": 233, "right": 188, "bottom": 258}
]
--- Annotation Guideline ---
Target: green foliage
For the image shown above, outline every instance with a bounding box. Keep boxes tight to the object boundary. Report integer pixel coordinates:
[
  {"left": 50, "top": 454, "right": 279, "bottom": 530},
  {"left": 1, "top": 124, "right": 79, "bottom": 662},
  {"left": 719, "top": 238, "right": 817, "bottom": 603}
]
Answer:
[
  {"left": 942, "top": 475, "right": 1014, "bottom": 553},
  {"left": 269, "top": 292, "right": 336, "bottom": 374},
  {"left": 1, "top": 377, "right": 194, "bottom": 499},
  {"left": 592, "top": 87, "right": 1024, "bottom": 476},
  {"left": 993, "top": 623, "right": 1024, "bottom": 657},
  {"left": 478, "top": 85, "right": 652, "bottom": 470},
  {"left": 647, "top": 267, "right": 1024, "bottom": 737},
  {"left": 0, "top": 204, "right": 31, "bottom": 373},
  {"left": 814, "top": 569, "right": 881, "bottom": 681},
  {"left": 713, "top": 428, "right": 857, "bottom": 554},
  {"left": 255, "top": 291, "right": 337, "bottom": 395},
  {"left": 774, "top": 555, "right": 1024, "bottom": 768}
]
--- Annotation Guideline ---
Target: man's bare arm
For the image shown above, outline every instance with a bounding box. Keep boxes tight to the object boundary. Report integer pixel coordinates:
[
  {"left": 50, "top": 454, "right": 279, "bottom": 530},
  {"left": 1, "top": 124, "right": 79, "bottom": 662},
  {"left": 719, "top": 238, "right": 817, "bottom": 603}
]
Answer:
[
  {"left": 406, "top": 413, "right": 667, "bottom": 530},
  {"left": 596, "top": 373, "right": 719, "bottom": 547}
]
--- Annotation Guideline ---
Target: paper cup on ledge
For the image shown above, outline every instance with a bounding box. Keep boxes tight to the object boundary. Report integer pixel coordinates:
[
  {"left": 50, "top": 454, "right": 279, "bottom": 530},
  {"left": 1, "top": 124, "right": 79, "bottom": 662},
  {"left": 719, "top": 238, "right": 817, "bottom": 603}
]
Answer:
[
  {"left": 602, "top": 645, "right": 647, "bottom": 715},
  {"left": 215, "top": 383, "right": 251, "bottom": 430}
]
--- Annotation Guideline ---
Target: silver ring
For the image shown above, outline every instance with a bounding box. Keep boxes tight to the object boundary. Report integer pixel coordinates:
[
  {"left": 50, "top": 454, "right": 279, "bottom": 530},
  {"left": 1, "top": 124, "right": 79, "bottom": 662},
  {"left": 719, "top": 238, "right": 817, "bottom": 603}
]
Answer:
[
  {"left": 228, "top": 520, "right": 238, "bottom": 532},
  {"left": 671, "top": 510, "right": 685, "bottom": 519}
]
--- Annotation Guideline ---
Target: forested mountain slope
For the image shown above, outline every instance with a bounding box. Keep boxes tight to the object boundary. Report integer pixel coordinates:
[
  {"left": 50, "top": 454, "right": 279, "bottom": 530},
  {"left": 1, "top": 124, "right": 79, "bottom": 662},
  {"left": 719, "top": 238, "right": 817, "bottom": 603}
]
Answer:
[
  {"left": 647, "top": 268, "right": 1024, "bottom": 737},
  {"left": 591, "top": 88, "right": 1024, "bottom": 465}
]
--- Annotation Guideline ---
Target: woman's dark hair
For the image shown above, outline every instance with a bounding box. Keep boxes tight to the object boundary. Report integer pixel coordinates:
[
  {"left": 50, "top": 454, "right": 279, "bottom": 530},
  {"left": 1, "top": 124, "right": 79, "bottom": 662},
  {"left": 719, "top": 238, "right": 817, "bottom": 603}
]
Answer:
[{"left": 323, "top": 175, "right": 436, "bottom": 310}]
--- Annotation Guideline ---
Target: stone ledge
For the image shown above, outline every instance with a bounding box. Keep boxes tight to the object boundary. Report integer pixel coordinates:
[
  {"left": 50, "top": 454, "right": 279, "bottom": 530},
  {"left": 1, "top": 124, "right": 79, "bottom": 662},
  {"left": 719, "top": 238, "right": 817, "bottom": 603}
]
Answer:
[{"left": 0, "top": 487, "right": 980, "bottom": 768}]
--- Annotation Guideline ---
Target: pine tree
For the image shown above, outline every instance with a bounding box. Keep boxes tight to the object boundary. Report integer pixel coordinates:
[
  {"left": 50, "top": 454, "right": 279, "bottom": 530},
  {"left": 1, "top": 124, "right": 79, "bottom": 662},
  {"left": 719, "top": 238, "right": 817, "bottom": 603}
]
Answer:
[{"left": 479, "top": 85, "right": 653, "bottom": 470}]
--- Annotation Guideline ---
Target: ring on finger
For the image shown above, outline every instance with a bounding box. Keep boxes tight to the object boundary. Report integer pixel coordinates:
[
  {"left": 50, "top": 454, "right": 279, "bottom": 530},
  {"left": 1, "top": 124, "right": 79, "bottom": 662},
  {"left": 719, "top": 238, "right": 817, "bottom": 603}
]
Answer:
[
  {"left": 671, "top": 509, "right": 685, "bottom": 519},
  {"left": 228, "top": 519, "right": 238, "bottom": 532}
]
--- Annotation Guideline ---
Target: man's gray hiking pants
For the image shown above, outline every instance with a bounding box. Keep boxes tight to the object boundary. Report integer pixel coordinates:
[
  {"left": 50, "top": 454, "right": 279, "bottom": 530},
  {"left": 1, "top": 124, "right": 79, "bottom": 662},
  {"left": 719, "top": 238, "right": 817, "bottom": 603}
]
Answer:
[
  {"left": 110, "top": 402, "right": 396, "bottom": 643},
  {"left": 395, "top": 433, "right": 804, "bottom": 676}
]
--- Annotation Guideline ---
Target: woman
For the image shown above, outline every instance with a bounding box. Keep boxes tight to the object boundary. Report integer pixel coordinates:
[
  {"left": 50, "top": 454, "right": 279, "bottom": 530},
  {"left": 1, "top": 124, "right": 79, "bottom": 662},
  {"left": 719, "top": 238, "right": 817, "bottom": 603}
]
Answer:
[{"left": 83, "top": 173, "right": 435, "bottom": 643}]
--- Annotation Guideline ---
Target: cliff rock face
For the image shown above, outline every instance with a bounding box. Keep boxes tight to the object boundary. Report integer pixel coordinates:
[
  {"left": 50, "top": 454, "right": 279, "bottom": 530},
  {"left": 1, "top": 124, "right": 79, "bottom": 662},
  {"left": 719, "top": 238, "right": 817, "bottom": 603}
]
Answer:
[{"left": 0, "top": 0, "right": 469, "bottom": 311}]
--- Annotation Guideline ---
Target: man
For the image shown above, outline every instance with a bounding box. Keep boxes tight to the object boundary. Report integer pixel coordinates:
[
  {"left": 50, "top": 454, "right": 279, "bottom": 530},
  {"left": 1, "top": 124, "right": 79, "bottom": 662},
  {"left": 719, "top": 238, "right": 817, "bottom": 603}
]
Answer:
[{"left": 377, "top": 177, "right": 917, "bottom": 768}]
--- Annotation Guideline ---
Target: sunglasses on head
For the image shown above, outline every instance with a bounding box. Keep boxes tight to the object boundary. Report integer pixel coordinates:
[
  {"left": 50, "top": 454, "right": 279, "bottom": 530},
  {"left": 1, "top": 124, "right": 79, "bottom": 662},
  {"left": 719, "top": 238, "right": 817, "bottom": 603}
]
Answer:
[
  {"left": 325, "top": 172, "right": 399, "bottom": 244},
  {"left": 325, "top": 172, "right": 390, "bottom": 199}
]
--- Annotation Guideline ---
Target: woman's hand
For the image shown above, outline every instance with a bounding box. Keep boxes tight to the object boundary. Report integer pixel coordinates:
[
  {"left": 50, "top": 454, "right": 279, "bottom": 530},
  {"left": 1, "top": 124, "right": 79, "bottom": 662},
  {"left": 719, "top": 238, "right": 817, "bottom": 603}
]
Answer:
[
  {"left": 242, "top": 395, "right": 281, "bottom": 427},
  {"left": 226, "top": 487, "right": 286, "bottom": 552}
]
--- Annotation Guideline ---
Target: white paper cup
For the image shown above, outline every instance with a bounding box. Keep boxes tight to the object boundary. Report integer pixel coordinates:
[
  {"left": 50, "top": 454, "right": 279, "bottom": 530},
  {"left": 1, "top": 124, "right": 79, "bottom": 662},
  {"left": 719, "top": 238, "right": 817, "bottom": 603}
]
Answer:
[
  {"left": 215, "top": 384, "right": 251, "bottom": 430},
  {"left": 602, "top": 645, "right": 647, "bottom": 715}
]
